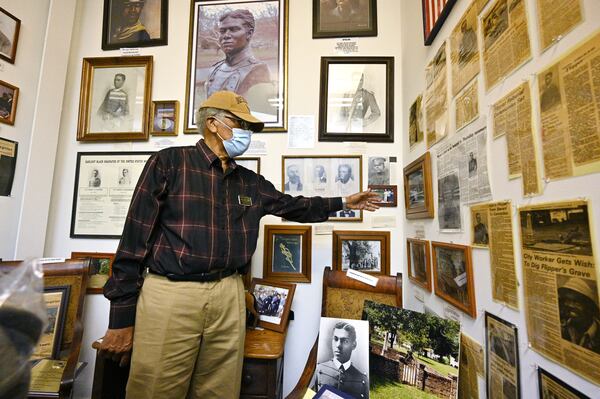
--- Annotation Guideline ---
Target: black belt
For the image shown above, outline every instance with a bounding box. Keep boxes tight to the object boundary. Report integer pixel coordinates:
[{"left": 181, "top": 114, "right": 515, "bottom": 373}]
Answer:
[{"left": 149, "top": 268, "right": 237, "bottom": 282}]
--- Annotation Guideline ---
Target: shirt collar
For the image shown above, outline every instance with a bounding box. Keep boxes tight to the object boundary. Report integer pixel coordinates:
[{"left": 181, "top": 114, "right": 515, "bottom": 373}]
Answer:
[
  {"left": 196, "top": 139, "right": 238, "bottom": 170},
  {"left": 333, "top": 358, "right": 352, "bottom": 371}
]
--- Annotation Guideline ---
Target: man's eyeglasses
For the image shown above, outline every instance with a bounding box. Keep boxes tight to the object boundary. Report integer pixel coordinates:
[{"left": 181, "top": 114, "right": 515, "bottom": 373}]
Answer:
[{"left": 223, "top": 115, "right": 252, "bottom": 131}]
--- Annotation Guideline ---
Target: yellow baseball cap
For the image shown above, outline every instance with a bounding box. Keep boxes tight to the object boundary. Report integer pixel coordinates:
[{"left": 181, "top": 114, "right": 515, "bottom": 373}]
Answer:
[{"left": 200, "top": 91, "right": 265, "bottom": 132}]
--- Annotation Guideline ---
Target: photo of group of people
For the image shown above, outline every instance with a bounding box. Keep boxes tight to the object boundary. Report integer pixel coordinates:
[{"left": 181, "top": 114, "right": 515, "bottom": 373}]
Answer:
[
  {"left": 341, "top": 240, "right": 381, "bottom": 273},
  {"left": 253, "top": 283, "right": 289, "bottom": 324}
]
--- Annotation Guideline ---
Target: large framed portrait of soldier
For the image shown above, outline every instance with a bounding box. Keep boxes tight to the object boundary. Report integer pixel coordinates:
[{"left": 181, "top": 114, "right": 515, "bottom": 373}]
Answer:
[
  {"left": 0, "top": 7, "right": 20, "bottom": 64},
  {"left": 312, "top": 0, "right": 377, "bottom": 39},
  {"left": 76, "top": 56, "right": 153, "bottom": 141},
  {"left": 101, "top": 0, "right": 168, "bottom": 50},
  {"left": 249, "top": 278, "right": 296, "bottom": 333},
  {"left": 263, "top": 225, "right": 311, "bottom": 283},
  {"left": 407, "top": 238, "right": 431, "bottom": 292},
  {"left": 332, "top": 230, "right": 390, "bottom": 276},
  {"left": 185, "top": 0, "right": 288, "bottom": 132},
  {"left": 71, "top": 252, "right": 115, "bottom": 294}
]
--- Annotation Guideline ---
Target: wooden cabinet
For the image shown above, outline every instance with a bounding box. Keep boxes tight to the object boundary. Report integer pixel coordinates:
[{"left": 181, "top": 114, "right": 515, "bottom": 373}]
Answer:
[{"left": 240, "top": 328, "right": 286, "bottom": 399}]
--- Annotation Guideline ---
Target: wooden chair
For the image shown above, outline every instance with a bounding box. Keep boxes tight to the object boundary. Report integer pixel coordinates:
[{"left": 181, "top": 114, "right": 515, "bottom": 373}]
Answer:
[
  {"left": 0, "top": 259, "right": 89, "bottom": 398},
  {"left": 286, "top": 267, "right": 402, "bottom": 399}
]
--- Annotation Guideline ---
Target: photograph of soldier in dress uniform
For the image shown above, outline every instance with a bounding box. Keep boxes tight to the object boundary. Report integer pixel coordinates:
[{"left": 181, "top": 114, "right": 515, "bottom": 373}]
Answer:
[
  {"left": 367, "top": 156, "right": 390, "bottom": 185},
  {"left": 314, "top": 317, "right": 370, "bottom": 399},
  {"left": 102, "top": 0, "right": 167, "bottom": 50},
  {"left": 539, "top": 67, "right": 561, "bottom": 112},
  {"left": 472, "top": 212, "right": 489, "bottom": 246},
  {"left": 438, "top": 174, "right": 461, "bottom": 230},
  {"left": 341, "top": 240, "right": 381, "bottom": 273},
  {"left": 272, "top": 234, "right": 302, "bottom": 273}
]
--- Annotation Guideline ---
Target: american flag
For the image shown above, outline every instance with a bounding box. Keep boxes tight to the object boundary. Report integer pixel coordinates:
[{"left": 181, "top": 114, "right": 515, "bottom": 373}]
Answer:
[{"left": 422, "top": 0, "right": 457, "bottom": 45}]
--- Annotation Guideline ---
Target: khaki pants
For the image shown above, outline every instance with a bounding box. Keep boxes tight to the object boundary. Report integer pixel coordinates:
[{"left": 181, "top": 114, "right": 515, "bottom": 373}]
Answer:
[{"left": 126, "top": 273, "right": 246, "bottom": 399}]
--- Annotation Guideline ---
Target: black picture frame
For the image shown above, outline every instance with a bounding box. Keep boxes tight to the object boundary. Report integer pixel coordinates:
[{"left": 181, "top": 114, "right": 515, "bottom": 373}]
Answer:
[
  {"left": 32, "top": 286, "right": 70, "bottom": 360},
  {"left": 537, "top": 367, "right": 590, "bottom": 399},
  {"left": 101, "top": 0, "right": 168, "bottom": 50},
  {"left": 485, "top": 312, "right": 521, "bottom": 399},
  {"left": 312, "top": 0, "right": 377, "bottom": 39},
  {"left": 422, "top": 0, "right": 457, "bottom": 46},
  {"left": 318, "top": 56, "right": 394, "bottom": 143},
  {"left": 0, "top": 136, "right": 17, "bottom": 196}
]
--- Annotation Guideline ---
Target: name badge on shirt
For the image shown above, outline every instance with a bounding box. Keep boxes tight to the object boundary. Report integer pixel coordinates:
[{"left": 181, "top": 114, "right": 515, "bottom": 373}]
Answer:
[{"left": 238, "top": 195, "right": 252, "bottom": 206}]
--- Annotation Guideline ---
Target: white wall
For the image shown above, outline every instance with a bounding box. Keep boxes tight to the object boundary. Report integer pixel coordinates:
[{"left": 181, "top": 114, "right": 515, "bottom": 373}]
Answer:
[{"left": 401, "top": 0, "right": 600, "bottom": 398}]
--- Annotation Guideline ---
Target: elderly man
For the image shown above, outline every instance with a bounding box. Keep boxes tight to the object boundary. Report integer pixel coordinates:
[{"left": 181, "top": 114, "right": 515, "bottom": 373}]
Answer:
[
  {"left": 559, "top": 278, "right": 600, "bottom": 354},
  {"left": 95, "top": 91, "right": 379, "bottom": 398},
  {"left": 110, "top": 0, "right": 150, "bottom": 44}
]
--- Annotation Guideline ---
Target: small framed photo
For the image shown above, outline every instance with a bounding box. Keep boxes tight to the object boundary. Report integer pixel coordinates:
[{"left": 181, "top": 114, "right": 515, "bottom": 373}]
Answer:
[
  {"left": 71, "top": 252, "right": 115, "bottom": 294},
  {"left": 150, "top": 100, "right": 179, "bottom": 136},
  {"left": 432, "top": 241, "right": 476, "bottom": 317},
  {"left": 249, "top": 278, "right": 296, "bottom": 333},
  {"left": 332, "top": 230, "right": 390, "bottom": 276},
  {"left": 76, "top": 56, "right": 153, "bottom": 141},
  {"left": 235, "top": 157, "right": 261, "bottom": 174},
  {"left": 32, "top": 286, "right": 70, "bottom": 360},
  {"left": 313, "top": 0, "right": 377, "bottom": 39},
  {"left": 403, "top": 152, "right": 434, "bottom": 219},
  {"left": 0, "top": 80, "right": 19, "bottom": 125},
  {"left": 319, "top": 56, "right": 394, "bottom": 143},
  {"left": 263, "top": 225, "right": 311, "bottom": 283},
  {"left": 0, "top": 7, "right": 20, "bottom": 64},
  {"left": 407, "top": 238, "right": 431, "bottom": 292},
  {"left": 470, "top": 205, "right": 490, "bottom": 247},
  {"left": 101, "top": 0, "right": 168, "bottom": 50},
  {"left": 368, "top": 185, "right": 397, "bottom": 207}
]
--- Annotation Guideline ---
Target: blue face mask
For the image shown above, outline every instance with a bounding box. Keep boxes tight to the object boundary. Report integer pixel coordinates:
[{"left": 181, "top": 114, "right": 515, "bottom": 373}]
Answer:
[{"left": 214, "top": 118, "right": 253, "bottom": 158}]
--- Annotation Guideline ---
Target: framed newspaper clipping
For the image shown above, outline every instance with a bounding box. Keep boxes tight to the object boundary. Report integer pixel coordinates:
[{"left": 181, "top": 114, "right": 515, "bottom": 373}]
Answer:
[
  {"left": 537, "top": 367, "right": 590, "bottom": 399},
  {"left": 485, "top": 312, "right": 521, "bottom": 399}
]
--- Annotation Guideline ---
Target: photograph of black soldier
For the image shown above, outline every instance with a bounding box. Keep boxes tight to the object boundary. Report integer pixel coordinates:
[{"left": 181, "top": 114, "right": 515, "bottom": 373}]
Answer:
[
  {"left": 103, "top": 0, "right": 167, "bottom": 50},
  {"left": 315, "top": 0, "right": 376, "bottom": 38},
  {"left": 473, "top": 211, "right": 489, "bottom": 246},
  {"left": 368, "top": 156, "right": 389, "bottom": 185},
  {"left": 539, "top": 69, "right": 561, "bottom": 113},
  {"left": 315, "top": 318, "right": 369, "bottom": 399}
]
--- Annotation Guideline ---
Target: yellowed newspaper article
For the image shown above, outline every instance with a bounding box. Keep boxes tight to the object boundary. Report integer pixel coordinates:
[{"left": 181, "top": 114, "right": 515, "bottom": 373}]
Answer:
[
  {"left": 519, "top": 200, "right": 600, "bottom": 385},
  {"left": 458, "top": 333, "right": 484, "bottom": 399},
  {"left": 492, "top": 82, "right": 540, "bottom": 195},
  {"left": 538, "top": 368, "right": 591, "bottom": 399},
  {"left": 536, "top": 0, "right": 582, "bottom": 51},
  {"left": 409, "top": 95, "right": 424, "bottom": 149},
  {"left": 450, "top": 1, "right": 480, "bottom": 97},
  {"left": 538, "top": 31, "right": 600, "bottom": 180},
  {"left": 482, "top": 0, "right": 531, "bottom": 91},
  {"left": 425, "top": 42, "right": 449, "bottom": 148},
  {"left": 456, "top": 79, "right": 479, "bottom": 132},
  {"left": 486, "top": 314, "right": 519, "bottom": 399}
]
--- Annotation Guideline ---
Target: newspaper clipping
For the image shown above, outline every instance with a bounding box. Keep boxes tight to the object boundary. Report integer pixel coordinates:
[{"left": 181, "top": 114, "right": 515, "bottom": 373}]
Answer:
[
  {"left": 485, "top": 312, "right": 520, "bottom": 399},
  {"left": 492, "top": 82, "right": 540, "bottom": 196},
  {"left": 450, "top": 1, "right": 480, "bottom": 97},
  {"left": 456, "top": 79, "right": 479, "bottom": 132},
  {"left": 538, "top": 31, "right": 600, "bottom": 180},
  {"left": 538, "top": 367, "right": 591, "bottom": 399},
  {"left": 519, "top": 200, "right": 600, "bottom": 384},
  {"left": 425, "top": 42, "right": 449, "bottom": 148},
  {"left": 536, "top": 0, "right": 582, "bottom": 52},
  {"left": 409, "top": 95, "right": 424, "bottom": 149},
  {"left": 482, "top": 0, "right": 531, "bottom": 91},
  {"left": 458, "top": 333, "right": 484, "bottom": 399}
]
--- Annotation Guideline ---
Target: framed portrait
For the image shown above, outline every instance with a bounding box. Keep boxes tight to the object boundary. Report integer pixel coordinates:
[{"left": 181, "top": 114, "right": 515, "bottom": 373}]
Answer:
[
  {"left": 263, "top": 225, "right": 311, "bottom": 283},
  {"left": 150, "top": 100, "right": 179, "bottom": 136},
  {"left": 0, "top": 80, "right": 19, "bottom": 126},
  {"left": 249, "top": 278, "right": 296, "bottom": 333},
  {"left": 235, "top": 156, "right": 261, "bottom": 174},
  {"left": 101, "top": 0, "right": 168, "bottom": 50},
  {"left": 470, "top": 205, "right": 490, "bottom": 247},
  {"left": 367, "top": 156, "right": 393, "bottom": 186},
  {"left": 76, "top": 56, "right": 153, "bottom": 141},
  {"left": 407, "top": 238, "right": 431, "bottom": 291},
  {"left": 332, "top": 230, "right": 390, "bottom": 276},
  {"left": 70, "top": 152, "right": 154, "bottom": 238},
  {"left": 0, "top": 7, "right": 20, "bottom": 64},
  {"left": 403, "top": 152, "right": 434, "bottom": 219},
  {"left": 71, "top": 252, "right": 115, "bottom": 294},
  {"left": 319, "top": 56, "right": 394, "bottom": 142},
  {"left": 0, "top": 136, "right": 17, "bottom": 196},
  {"left": 312, "top": 0, "right": 377, "bottom": 39},
  {"left": 422, "top": 0, "right": 457, "bottom": 45},
  {"left": 431, "top": 241, "right": 476, "bottom": 317},
  {"left": 538, "top": 367, "right": 590, "bottom": 399},
  {"left": 485, "top": 312, "right": 521, "bottom": 399},
  {"left": 282, "top": 155, "right": 363, "bottom": 221},
  {"left": 31, "top": 286, "right": 70, "bottom": 360},
  {"left": 368, "top": 185, "right": 397, "bottom": 207},
  {"left": 185, "top": 0, "right": 288, "bottom": 132}
]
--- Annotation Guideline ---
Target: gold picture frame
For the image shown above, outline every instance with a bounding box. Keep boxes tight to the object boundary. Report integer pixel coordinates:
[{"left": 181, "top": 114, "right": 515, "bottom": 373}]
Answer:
[
  {"left": 403, "top": 152, "right": 434, "bottom": 219},
  {"left": 0, "top": 79, "right": 19, "bottom": 126},
  {"left": 71, "top": 252, "right": 115, "bottom": 294},
  {"left": 407, "top": 238, "right": 432, "bottom": 292},
  {"left": 150, "top": 100, "right": 179, "bottom": 136}
]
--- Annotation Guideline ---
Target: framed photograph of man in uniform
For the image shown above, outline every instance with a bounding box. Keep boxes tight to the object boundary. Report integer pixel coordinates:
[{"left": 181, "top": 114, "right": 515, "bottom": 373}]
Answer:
[
  {"left": 263, "top": 225, "right": 311, "bottom": 283},
  {"left": 312, "top": 0, "right": 377, "bottom": 39},
  {"left": 403, "top": 152, "right": 434, "bottom": 219},
  {"left": 407, "top": 238, "right": 431, "bottom": 292},
  {"left": 249, "top": 278, "right": 296, "bottom": 333},
  {"left": 185, "top": 0, "right": 288, "bottom": 132},
  {"left": 150, "top": 100, "right": 179, "bottom": 136},
  {"left": 0, "top": 7, "right": 20, "bottom": 64},
  {"left": 319, "top": 56, "right": 394, "bottom": 142},
  {"left": 76, "top": 56, "right": 153, "bottom": 141},
  {"left": 332, "top": 230, "right": 390, "bottom": 276}
]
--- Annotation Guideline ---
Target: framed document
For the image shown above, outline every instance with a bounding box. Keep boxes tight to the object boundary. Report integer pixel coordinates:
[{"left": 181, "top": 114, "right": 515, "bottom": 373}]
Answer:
[
  {"left": 32, "top": 286, "right": 70, "bottom": 360},
  {"left": 249, "top": 278, "right": 296, "bottom": 333},
  {"left": 0, "top": 7, "right": 20, "bottom": 64},
  {"left": 70, "top": 152, "right": 154, "bottom": 238},
  {"left": 263, "top": 225, "right": 311, "bottom": 283},
  {"left": 71, "top": 252, "right": 115, "bottom": 294},
  {"left": 312, "top": 0, "right": 377, "bottom": 39},
  {"left": 332, "top": 230, "right": 390, "bottom": 276}
]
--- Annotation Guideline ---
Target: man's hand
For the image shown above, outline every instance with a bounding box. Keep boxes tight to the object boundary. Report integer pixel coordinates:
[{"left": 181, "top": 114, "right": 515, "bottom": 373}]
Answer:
[
  {"left": 346, "top": 189, "right": 380, "bottom": 211},
  {"left": 92, "top": 327, "right": 134, "bottom": 367}
]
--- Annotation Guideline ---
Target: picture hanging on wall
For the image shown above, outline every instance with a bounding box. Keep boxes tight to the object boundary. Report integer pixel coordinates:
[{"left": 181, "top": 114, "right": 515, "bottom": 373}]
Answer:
[
  {"left": 403, "top": 152, "right": 434, "bottom": 219},
  {"left": 0, "top": 80, "right": 19, "bottom": 126},
  {"left": 0, "top": 136, "right": 17, "bottom": 196},
  {"left": 71, "top": 252, "right": 115, "bottom": 294},
  {"left": 407, "top": 238, "right": 431, "bottom": 292},
  {"left": 485, "top": 312, "right": 521, "bottom": 399},
  {"left": 185, "top": 0, "right": 288, "bottom": 132},
  {"left": 537, "top": 367, "right": 590, "bottom": 399},
  {"left": 332, "top": 230, "right": 390, "bottom": 276},
  {"left": 422, "top": 0, "right": 457, "bottom": 45},
  {"left": 263, "top": 225, "right": 311, "bottom": 283},
  {"left": 319, "top": 56, "right": 394, "bottom": 143},
  {"left": 235, "top": 157, "right": 261, "bottom": 174},
  {"left": 150, "top": 100, "right": 179, "bottom": 136},
  {"left": 312, "top": 0, "right": 377, "bottom": 39},
  {"left": 101, "top": 0, "right": 168, "bottom": 50},
  {"left": 0, "top": 7, "right": 20, "bottom": 64}
]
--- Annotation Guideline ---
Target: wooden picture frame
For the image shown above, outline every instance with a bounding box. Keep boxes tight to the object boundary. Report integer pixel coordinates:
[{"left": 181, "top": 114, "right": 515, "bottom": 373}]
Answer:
[
  {"left": 263, "top": 225, "right": 311, "bottom": 283},
  {"left": 0, "top": 80, "right": 19, "bottom": 126},
  {"left": 407, "top": 238, "right": 431, "bottom": 292},
  {"left": 150, "top": 100, "right": 179, "bottom": 136},
  {"left": 485, "top": 312, "right": 521, "bottom": 399},
  {"left": 422, "top": 0, "right": 457, "bottom": 45},
  {"left": 431, "top": 241, "right": 476, "bottom": 317},
  {"left": 235, "top": 157, "right": 261, "bottom": 174},
  {"left": 368, "top": 184, "right": 397, "bottom": 207},
  {"left": 76, "top": 56, "right": 153, "bottom": 141},
  {"left": 185, "top": 0, "right": 289, "bottom": 132},
  {"left": 32, "top": 286, "right": 70, "bottom": 360},
  {"left": 0, "top": 7, "right": 20, "bottom": 64},
  {"left": 312, "top": 0, "right": 377, "bottom": 39},
  {"left": 282, "top": 155, "right": 363, "bottom": 221},
  {"left": 319, "top": 56, "right": 394, "bottom": 143},
  {"left": 403, "top": 152, "right": 434, "bottom": 219},
  {"left": 71, "top": 252, "right": 115, "bottom": 294},
  {"left": 332, "top": 230, "right": 390, "bottom": 276},
  {"left": 101, "top": 0, "right": 168, "bottom": 50},
  {"left": 249, "top": 278, "right": 296, "bottom": 333}
]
